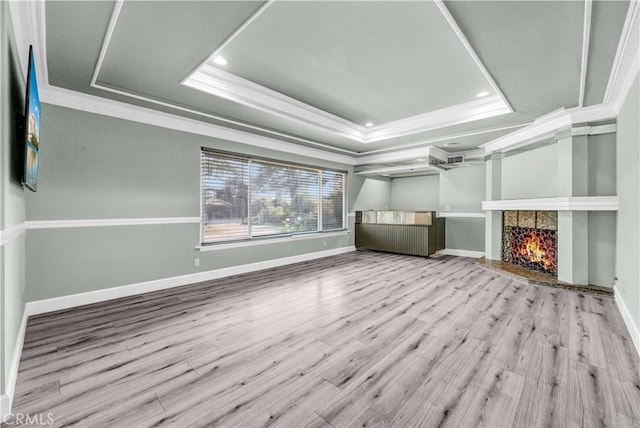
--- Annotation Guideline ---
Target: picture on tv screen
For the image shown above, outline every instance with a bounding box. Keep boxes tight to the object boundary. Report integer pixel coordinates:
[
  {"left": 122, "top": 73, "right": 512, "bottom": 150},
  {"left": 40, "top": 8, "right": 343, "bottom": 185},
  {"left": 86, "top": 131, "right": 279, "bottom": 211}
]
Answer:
[{"left": 23, "top": 46, "right": 40, "bottom": 192}]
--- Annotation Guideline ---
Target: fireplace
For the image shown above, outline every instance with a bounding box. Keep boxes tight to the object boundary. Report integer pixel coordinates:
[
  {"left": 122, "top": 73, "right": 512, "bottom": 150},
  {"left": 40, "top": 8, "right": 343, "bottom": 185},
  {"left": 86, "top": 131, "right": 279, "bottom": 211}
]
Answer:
[{"left": 502, "top": 211, "right": 557, "bottom": 276}]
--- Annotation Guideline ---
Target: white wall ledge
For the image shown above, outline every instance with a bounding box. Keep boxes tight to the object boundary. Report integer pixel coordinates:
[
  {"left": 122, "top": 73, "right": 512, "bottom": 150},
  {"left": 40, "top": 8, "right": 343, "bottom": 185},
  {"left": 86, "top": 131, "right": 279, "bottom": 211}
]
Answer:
[
  {"left": 196, "top": 230, "right": 350, "bottom": 251},
  {"left": 482, "top": 196, "right": 618, "bottom": 211},
  {"left": 437, "top": 212, "right": 486, "bottom": 218}
]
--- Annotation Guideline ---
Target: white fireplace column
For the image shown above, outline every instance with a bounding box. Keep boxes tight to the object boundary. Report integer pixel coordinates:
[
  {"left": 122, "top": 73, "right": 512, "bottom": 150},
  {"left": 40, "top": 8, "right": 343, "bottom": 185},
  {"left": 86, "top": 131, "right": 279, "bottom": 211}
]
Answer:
[
  {"left": 485, "top": 154, "right": 503, "bottom": 260},
  {"left": 556, "top": 131, "right": 589, "bottom": 285}
]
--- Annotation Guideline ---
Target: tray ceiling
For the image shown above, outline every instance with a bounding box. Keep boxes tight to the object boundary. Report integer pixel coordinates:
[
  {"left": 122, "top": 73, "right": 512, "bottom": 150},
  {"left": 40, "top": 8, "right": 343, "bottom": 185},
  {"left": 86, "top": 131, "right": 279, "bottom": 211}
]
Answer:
[{"left": 44, "top": 0, "right": 629, "bottom": 156}]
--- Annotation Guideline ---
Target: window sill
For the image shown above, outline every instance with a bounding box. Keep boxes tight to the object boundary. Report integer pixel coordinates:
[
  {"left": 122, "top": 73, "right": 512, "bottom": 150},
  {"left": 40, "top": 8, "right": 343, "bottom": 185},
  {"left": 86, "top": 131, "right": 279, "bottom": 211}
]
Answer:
[{"left": 196, "top": 230, "right": 350, "bottom": 252}]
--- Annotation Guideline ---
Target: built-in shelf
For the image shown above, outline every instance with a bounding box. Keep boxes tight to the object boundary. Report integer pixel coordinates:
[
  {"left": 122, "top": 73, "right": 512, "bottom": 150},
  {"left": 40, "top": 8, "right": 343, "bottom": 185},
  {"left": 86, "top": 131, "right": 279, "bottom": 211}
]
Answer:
[
  {"left": 482, "top": 196, "right": 618, "bottom": 211},
  {"left": 437, "top": 212, "right": 486, "bottom": 218}
]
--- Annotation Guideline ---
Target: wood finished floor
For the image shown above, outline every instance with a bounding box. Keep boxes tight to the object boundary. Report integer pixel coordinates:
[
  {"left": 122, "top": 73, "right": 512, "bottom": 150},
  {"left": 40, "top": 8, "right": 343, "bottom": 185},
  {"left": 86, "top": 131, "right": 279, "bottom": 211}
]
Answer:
[{"left": 10, "top": 252, "right": 640, "bottom": 428}]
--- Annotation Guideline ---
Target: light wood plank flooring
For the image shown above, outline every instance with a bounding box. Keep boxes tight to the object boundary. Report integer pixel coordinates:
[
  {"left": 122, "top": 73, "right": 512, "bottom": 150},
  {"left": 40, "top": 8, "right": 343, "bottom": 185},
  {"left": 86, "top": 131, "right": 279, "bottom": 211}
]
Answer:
[{"left": 10, "top": 252, "right": 640, "bottom": 427}]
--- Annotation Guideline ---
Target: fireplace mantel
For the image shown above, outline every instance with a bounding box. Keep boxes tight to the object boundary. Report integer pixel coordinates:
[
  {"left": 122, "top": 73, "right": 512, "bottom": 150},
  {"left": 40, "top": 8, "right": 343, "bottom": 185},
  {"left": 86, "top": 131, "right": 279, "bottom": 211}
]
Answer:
[{"left": 482, "top": 196, "right": 618, "bottom": 211}]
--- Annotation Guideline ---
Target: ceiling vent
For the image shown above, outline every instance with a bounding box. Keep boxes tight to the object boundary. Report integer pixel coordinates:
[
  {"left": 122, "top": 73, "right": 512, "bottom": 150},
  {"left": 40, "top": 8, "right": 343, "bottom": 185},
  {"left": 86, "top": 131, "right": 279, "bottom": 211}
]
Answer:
[{"left": 446, "top": 154, "right": 465, "bottom": 164}]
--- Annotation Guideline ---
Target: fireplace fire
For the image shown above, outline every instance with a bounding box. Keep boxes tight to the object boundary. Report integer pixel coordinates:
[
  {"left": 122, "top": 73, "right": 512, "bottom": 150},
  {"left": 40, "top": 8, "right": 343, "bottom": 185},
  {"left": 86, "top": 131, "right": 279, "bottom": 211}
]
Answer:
[{"left": 502, "top": 211, "right": 557, "bottom": 276}]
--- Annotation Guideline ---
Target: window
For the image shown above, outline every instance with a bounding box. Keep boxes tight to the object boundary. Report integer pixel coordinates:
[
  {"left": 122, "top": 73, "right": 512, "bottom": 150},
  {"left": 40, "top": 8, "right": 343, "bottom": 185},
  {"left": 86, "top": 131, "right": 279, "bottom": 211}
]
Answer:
[{"left": 201, "top": 149, "right": 346, "bottom": 244}]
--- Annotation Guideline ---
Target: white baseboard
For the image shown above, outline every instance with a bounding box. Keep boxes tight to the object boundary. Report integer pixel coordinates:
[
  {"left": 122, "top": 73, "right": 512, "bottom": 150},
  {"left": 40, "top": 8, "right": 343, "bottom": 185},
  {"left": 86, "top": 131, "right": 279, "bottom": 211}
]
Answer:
[
  {"left": 0, "top": 394, "right": 9, "bottom": 421},
  {"left": 1, "top": 309, "right": 28, "bottom": 420},
  {"left": 614, "top": 285, "right": 640, "bottom": 358},
  {"left": 26, "top": 246, "right": 356, "bottom": 316},
  {"left": 437, "top": 249, "right": 485, "bottom": 258}
]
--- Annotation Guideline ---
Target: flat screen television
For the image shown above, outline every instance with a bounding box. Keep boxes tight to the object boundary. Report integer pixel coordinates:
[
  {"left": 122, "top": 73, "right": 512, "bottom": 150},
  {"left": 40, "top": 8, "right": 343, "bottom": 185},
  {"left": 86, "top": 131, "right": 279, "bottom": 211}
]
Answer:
[{"left": 23, "top": 45, "right": 40, "bottom": 192}]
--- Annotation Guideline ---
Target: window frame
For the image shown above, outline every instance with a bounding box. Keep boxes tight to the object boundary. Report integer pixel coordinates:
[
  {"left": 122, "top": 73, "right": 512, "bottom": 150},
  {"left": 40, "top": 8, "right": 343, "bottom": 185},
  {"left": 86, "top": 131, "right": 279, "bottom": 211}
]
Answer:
[{"left": 200, "top": 148, "right": 347, "bottom": 246}]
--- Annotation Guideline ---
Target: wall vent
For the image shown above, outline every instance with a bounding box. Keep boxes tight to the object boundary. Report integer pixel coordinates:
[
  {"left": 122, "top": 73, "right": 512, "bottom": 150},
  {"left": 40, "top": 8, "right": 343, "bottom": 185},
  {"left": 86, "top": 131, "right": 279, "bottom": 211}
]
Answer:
[
  {"left": 571, "top": 123, "right": 617, "bottom": 136},
  {"left": 446, "top": 155, "right": 464, "bottom": 164}
]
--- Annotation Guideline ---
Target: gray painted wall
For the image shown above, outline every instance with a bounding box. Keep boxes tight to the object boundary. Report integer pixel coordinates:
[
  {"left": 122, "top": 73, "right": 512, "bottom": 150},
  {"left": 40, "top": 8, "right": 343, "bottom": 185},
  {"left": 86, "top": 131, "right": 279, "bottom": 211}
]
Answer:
[
  {"left": 1, "top": 2, "right": 27, "bottom": 397},
  {"left": 390, "top": 175, "right": 439, "bottom": 210},
  {"left": 25, "top": 104, "right": 357, "bottom": 301},
  {"left": 439, "top": 165, "right": 485, "bottom": 213},
  {"left": 352, "top": 177, "right": 390, "bottom": 211},
  {"left": 616, "top": 73, "right": 640, "bottom": 330},
  {"left": 439, "top": 165, "right": 485, "bottom": 252},
  {"left": 587, "top": 132, "right": 617, "bottom": 288},
  {"left": 502, "top": 144, "right": 558, "bottom": 199},
  {"left": 588, "top": 133, "right": 616, "bottom": 196},
  {"left": 444, "top": 218, "right": 485, "bottom": 252}
]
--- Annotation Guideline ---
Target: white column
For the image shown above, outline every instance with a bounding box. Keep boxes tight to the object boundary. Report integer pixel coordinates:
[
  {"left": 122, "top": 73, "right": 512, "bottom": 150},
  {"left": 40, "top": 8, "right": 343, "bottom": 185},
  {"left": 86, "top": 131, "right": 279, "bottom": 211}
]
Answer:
[
  {"left": 556, "top": 132, "right": 589, "bottom": 284},
  {"left": 485, "top": 154, "right": 502, "bottom": 260}
]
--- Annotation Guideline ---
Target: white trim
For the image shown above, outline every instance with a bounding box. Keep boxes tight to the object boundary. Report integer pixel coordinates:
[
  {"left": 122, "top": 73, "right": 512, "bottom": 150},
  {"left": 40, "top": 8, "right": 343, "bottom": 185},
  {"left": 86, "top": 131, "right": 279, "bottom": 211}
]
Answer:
[
  {"left": 578, "top": 0, "right": 592, "bottom": 107},
  {"left": 196, "top": 230, "right": 350, "bottom": 251},
  {"left": 433, "top": 0, "right": 513, "bottom": 113},
  {"left": 353, "top": 123, "right": 529, "bottom": 160},
  {"left": 92, "top": 82, "right": 358, "bottom": 156},
  {"left": 438, "top": 212, "right": 486, "bottom": 218},
  {"left": 185, "top": 66, "right": 511, "bottom": 144},
  {"left": 182, "top": 1, "right": 275, "bottom": 85},
  {"left": 0, "top": 395, "right": 8, "bottom": 421},
  {"left": 614, "top": 285, "right": 640, "bottom": 358},
  {"left": 437, "top": 249, "right": 485, "bottom": 258},
  {"left": 481, "top": 196, "right": 618, "bottom": 211},
  {"left": 355, "top": 163, "right": 442, "bottom": 176},
  {"left": 39, "top": 85, "right": 356, "bottom": 165},
  {"left": 89, "top": 0, "right": 124, "bottom": 87},
  {"left": 184, "top": 64, "right": 365, "bottom": 142},
  {"left": 87, "top": 0, "right": 513, "bottom": 147},
  {"left": 25, "top": 217, "right": 200, "bottom": 230},
  {"left": 356, "top": 147, "right": 434, "bottom": 166},
  {"left": 87, "top": 0, "right": 356, "bottom": 154},
  {"left": 603, "top": 0, "right": 640, "bottom": 109},
  {"left": 8, "top": 0, "right": 48, "bottom": 85},
  {"left": 25, "top": 246, "right": 356, "bottom": 316},
  {"left": 3, "top": 310, "right": 28, "bottom": 418},
  {"left": 363, "top": 96, "right": 511, "bottom": 143},
  {"left": 480, "top": 104, "right": 617, "bottom": 154},
  {"left": 0, "top": 223, "right": 26, "bottom": 247}
]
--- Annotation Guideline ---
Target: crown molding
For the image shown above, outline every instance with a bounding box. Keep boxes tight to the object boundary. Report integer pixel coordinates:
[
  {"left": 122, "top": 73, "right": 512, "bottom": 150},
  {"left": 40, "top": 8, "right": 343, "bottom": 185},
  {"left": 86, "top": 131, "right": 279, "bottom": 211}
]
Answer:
[
  {"left": 7, "top": 0, "right": 48, "bottom": 85},
  {"left": 363, "top": 96, "right": 511, "bottom": 143},
  {"left": 182, "top": 1, "right": 275, "bottom": 85},
  {"left": 433, "top": 0, "right": 513, "bottom": 113},
  {"left": 184, "top": 63, "right": 366, "bottom": 142},
  {"left": 578, "top": 0, "right": 592, "bottom": 107},
  {"left": 39, "top": 85, "right": 357, "bottom": 165},
  {"left": 603, "top": 0, "right": 640, "bottom": 109},
  {"left": 355, "top": 146, "right": 434, "bottom": 166},
  {"left": 480, "top": 103, "right": 617, "bottom": 154},
  {"left": 355, "top": 163, "right": 442, "bottom": 176},
  {"left": 90, "top": 0, "right": 124, "bottom": 87},
  {"left": 178, "top": 0, "right": 513, "bottom": 143},
  {"left": 10, "top": 0, "right": 629, "bottom": 168}
]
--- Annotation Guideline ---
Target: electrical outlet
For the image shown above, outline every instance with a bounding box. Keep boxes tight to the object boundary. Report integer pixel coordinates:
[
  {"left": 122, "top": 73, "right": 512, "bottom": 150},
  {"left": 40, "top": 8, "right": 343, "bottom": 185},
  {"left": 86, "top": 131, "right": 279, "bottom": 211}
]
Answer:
[
  {"left": 323, "top": 240, "right": 327, "bottom": 247},
  {"left": 194, "top": 258, "right": 200, "bottom": 267},
  {"left": 444, "top": 205, "right": 451, "bottom": 212}
]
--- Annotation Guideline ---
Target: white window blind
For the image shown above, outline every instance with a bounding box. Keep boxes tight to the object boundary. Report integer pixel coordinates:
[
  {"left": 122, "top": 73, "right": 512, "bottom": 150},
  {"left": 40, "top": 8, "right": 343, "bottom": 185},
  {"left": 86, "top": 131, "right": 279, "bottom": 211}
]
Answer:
[{"left": 201, "top": 149, "right": 346, "bottom": 244}]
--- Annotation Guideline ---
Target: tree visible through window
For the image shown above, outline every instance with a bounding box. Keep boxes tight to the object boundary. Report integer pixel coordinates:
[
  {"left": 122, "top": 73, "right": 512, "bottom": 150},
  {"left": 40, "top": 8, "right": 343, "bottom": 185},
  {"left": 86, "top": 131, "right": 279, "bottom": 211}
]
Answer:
[{"left": 201, "top": 150, "right": 346, "bottom": 243}]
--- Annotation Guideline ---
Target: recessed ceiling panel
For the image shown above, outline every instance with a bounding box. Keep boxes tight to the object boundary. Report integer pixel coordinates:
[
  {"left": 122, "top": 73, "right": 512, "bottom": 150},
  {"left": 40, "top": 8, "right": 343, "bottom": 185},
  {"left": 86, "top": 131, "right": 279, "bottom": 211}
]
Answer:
[
  {"left": 444, "top": 0, "right": 585, "bottom": 116},
  {"left": 216, "top": 1, "right": 496, "bottom": 124}
]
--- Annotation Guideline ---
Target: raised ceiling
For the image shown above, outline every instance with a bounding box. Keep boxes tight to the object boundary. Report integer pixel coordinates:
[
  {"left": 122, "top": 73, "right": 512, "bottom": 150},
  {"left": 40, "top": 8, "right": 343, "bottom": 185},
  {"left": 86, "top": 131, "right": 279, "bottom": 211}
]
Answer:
[{"left": 44, "top": 0, "right": 629, "bottom": 156}]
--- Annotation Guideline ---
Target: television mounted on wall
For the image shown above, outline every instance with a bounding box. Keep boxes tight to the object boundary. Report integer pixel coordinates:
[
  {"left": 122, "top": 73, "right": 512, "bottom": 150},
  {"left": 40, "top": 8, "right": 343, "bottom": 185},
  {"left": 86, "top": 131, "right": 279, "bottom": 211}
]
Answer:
[{"left": 23, "top": 45, "right": 40, "bottom": 192}]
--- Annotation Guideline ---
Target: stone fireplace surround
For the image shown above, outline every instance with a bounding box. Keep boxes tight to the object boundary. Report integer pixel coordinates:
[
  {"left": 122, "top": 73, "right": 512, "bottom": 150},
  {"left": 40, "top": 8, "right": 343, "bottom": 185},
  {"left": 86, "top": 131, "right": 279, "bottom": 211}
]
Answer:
[
  {"left": 502, "top": 210, "right": 557, "bottom": 276},
  {"left": 483, "top": 196, "right": 618, "bottom": 286}
]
